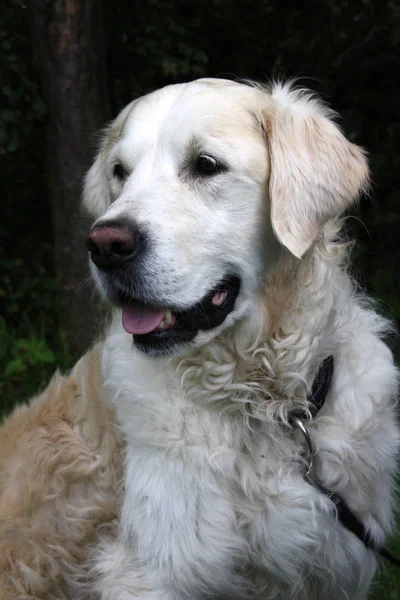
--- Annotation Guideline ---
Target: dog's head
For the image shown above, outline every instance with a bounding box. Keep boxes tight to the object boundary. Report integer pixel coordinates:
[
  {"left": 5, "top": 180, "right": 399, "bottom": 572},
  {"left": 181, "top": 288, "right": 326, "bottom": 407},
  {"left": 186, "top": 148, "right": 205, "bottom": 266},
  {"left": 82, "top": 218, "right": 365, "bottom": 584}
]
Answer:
[{"left": 84, "top": 79, "right": 368, "bottom": 356}]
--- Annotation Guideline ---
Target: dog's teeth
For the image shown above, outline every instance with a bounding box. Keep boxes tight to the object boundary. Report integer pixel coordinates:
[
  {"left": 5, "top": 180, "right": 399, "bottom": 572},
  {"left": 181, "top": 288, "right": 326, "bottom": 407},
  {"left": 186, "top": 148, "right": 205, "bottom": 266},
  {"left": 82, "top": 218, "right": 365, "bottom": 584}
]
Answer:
[{"left": 155, "top": 310, "right": 176, "bottom": 331}]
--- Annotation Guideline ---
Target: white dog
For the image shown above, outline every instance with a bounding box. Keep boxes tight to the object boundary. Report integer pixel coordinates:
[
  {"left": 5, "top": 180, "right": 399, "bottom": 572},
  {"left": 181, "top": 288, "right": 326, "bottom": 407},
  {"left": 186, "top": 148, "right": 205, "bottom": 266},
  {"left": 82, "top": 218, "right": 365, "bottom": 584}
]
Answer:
[
  {"left": 1, "top": 78, "right": 398, "bottom": 599},
  {"left": 83, "top": 78, "right": 399, "bottom": 599}
]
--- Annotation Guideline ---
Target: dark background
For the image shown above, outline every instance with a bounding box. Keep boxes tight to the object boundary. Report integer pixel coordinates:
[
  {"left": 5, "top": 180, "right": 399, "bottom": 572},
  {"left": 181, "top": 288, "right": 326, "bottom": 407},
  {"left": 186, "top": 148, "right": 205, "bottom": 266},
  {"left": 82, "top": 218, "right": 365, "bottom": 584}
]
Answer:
[{"left": 0, "top": 1, "right": 399, "bottom": 594}]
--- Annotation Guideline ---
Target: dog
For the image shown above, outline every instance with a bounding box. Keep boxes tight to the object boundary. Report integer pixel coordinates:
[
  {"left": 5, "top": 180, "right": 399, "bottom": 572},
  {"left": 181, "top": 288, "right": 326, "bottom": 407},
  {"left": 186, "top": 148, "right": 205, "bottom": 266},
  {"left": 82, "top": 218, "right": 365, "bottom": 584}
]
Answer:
[{"left": 0, "top": 78, "right": 399, "bottom": 599}]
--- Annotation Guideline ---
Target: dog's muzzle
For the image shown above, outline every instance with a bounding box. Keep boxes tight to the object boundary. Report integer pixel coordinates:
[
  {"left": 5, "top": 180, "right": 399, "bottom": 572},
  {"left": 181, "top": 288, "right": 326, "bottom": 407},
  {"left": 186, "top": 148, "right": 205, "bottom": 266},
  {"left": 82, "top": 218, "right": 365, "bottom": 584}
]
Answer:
[{"left": 87, "top": 220, "right": 241, "bottom": 355}]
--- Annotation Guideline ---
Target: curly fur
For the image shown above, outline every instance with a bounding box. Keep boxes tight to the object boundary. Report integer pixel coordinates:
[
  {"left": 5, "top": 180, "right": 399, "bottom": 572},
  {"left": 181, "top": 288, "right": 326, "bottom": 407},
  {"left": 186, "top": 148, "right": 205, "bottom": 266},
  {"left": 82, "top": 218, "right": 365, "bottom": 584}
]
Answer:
[{"left": 0, "top": 79, "right": 398, "bottom": 599}]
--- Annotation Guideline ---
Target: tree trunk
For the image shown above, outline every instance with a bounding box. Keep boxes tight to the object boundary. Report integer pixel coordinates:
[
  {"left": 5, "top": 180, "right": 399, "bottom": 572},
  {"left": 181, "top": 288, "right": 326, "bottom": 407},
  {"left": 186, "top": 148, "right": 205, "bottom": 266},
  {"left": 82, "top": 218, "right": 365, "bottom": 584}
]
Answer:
[{"left": 30, "top": 0, "right": 110, "bottom": 356}]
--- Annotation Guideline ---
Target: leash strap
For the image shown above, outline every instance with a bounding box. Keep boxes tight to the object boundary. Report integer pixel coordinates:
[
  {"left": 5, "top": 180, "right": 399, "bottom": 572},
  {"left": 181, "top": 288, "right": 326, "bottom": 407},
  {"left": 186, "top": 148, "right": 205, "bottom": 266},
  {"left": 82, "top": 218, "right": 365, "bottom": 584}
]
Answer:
[{"left": 292, "top": 356, "right": 400, "bottom": 569}]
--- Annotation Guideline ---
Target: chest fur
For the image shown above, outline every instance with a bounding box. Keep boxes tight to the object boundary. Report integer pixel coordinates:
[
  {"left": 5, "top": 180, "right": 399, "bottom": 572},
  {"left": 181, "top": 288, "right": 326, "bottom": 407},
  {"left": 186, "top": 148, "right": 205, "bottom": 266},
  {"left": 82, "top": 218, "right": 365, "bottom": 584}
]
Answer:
[{"left": 108, "top": 358, "right": 309, "bottom": 597}]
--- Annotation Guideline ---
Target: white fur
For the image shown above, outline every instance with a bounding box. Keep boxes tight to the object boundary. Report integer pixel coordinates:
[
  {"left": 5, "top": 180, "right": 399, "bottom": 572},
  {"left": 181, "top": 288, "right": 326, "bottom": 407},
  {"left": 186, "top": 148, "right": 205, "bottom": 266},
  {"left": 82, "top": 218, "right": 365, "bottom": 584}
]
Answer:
[{"left": 83, "top": 79, "right": 399, "bottom": 599}]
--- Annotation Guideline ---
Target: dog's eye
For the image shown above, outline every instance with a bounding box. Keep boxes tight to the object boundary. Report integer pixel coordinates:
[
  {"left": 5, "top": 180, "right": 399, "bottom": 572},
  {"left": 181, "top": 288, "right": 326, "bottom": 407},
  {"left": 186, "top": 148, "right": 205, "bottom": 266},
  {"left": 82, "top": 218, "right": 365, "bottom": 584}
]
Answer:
[
  {"left": 195, "top": 154, "right": 220, "bottom": 176},
  {"left": 112, "top": 163, "right": 126, "bottom": 180}
]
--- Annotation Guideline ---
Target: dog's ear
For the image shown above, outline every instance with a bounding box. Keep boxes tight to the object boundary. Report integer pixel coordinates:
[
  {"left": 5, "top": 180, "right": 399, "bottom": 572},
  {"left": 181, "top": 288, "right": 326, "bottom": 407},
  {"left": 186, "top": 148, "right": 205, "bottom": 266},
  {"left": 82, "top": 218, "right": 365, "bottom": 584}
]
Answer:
[
  {"left": 266, "top": 83, "right": 369, "bottom": 258},
  {"left": 82, "top": 101, "right": 136, "bottom": 219},
  {"left": 82, "top": 142, "right": 110, "bottom": 219}
]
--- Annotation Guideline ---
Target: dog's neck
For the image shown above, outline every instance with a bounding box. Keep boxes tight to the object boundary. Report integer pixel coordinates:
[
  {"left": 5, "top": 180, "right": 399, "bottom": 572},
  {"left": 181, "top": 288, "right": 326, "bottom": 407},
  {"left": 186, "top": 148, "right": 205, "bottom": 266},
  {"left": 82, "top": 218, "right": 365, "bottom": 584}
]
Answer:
[{"left": 161, "top": 234, "right": 351, "bottom": 424}]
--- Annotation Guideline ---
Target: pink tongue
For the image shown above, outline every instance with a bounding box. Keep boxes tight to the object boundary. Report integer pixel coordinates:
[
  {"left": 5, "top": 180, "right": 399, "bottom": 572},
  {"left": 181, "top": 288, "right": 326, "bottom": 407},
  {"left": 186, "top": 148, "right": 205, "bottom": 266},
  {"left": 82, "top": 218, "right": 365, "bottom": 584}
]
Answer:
[{"left": 122, "top": 305, "right": 164, "bottom": 335}]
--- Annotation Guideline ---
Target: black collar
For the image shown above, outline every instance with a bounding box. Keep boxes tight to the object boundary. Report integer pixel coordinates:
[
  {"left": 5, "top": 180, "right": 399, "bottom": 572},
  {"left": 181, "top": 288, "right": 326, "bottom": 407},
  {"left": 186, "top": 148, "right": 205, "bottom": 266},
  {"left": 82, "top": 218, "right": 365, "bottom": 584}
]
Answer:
[
  {"left": 291, "top": 355, "right": 335, "bottom": 423},
  {"left": 307, "top": 355, "right": 335, "bottom": 418}
]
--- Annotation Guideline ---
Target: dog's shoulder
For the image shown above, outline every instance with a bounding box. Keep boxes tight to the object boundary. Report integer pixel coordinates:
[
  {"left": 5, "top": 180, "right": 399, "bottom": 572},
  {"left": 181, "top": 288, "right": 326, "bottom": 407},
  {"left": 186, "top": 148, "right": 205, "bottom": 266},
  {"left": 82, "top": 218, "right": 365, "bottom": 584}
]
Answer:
[{"left": 0, "top": 343, "right": 123, "bottom": 598}]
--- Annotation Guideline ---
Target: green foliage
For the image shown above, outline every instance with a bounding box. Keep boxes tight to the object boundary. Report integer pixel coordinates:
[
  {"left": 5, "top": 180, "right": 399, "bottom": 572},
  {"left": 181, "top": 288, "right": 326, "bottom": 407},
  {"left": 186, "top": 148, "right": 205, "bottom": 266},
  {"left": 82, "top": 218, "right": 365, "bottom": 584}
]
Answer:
[
  {"left": 4, "top": 337, "right": 54, "bottom": 378},
  {"left": 0, "top": 313, "right": 73, "bottom": 418}
]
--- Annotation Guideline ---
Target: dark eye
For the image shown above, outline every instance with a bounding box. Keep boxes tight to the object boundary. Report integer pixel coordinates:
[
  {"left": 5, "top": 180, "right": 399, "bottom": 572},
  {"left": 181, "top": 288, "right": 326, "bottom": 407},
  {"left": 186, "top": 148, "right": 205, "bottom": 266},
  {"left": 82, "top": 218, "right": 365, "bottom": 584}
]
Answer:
[
  {"left": 112, "top": 163, "right": 126, "bottom": 180},
  {"left": 195, "top": 154, "right": 220, "bottom": 176}
]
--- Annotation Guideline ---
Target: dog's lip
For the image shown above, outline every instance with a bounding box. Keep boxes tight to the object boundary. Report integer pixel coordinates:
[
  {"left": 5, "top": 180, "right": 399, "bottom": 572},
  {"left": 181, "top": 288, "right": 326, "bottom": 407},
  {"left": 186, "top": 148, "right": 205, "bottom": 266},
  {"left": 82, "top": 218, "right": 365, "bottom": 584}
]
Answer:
[{"left": 118, "top": 275, "right": 241, "bottom": 340}]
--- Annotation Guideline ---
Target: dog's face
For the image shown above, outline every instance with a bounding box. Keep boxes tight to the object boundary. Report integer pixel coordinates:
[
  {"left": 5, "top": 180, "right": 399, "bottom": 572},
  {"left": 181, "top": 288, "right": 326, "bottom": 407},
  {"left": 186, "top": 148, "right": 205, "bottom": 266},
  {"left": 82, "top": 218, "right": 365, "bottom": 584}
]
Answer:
[{"left": 84, "top": 79, "right": 368, "bottom": 356}]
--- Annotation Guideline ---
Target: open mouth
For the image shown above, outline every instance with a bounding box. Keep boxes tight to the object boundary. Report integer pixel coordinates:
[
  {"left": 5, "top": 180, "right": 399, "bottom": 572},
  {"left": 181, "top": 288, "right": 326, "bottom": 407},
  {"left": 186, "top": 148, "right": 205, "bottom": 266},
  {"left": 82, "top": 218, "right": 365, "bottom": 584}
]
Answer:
[{"left": 119, "top": 275, "right": 240, "bottom": 354}]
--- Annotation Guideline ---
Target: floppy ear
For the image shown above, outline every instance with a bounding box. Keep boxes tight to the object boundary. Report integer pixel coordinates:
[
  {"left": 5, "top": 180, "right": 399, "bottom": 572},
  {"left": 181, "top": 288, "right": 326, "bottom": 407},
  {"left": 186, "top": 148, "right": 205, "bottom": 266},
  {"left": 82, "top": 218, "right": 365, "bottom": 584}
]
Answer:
[
  {"left": 82, "top": 142, "right": 110, "bottom": 219},
  {"left": 82, "top": 100, "right": 137, "bottom": 219},
  {"left": 266, "top": 83, "right": 369, "bottom": 258}
]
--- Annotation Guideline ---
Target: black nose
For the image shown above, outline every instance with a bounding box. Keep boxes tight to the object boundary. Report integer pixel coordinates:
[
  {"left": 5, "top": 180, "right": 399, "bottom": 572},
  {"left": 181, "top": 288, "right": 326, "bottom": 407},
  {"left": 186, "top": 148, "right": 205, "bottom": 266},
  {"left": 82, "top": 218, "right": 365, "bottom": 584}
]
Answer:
[{"left": 87, "top": 220, "right": 143, "bottom": 271}]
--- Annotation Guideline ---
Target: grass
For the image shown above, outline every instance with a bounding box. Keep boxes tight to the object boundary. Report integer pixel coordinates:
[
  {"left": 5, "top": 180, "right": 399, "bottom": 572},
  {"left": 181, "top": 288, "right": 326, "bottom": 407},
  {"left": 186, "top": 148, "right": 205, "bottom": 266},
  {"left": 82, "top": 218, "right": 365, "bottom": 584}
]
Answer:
[{"left": 370, "top": 533, "right": 400, "bottom": 599}]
